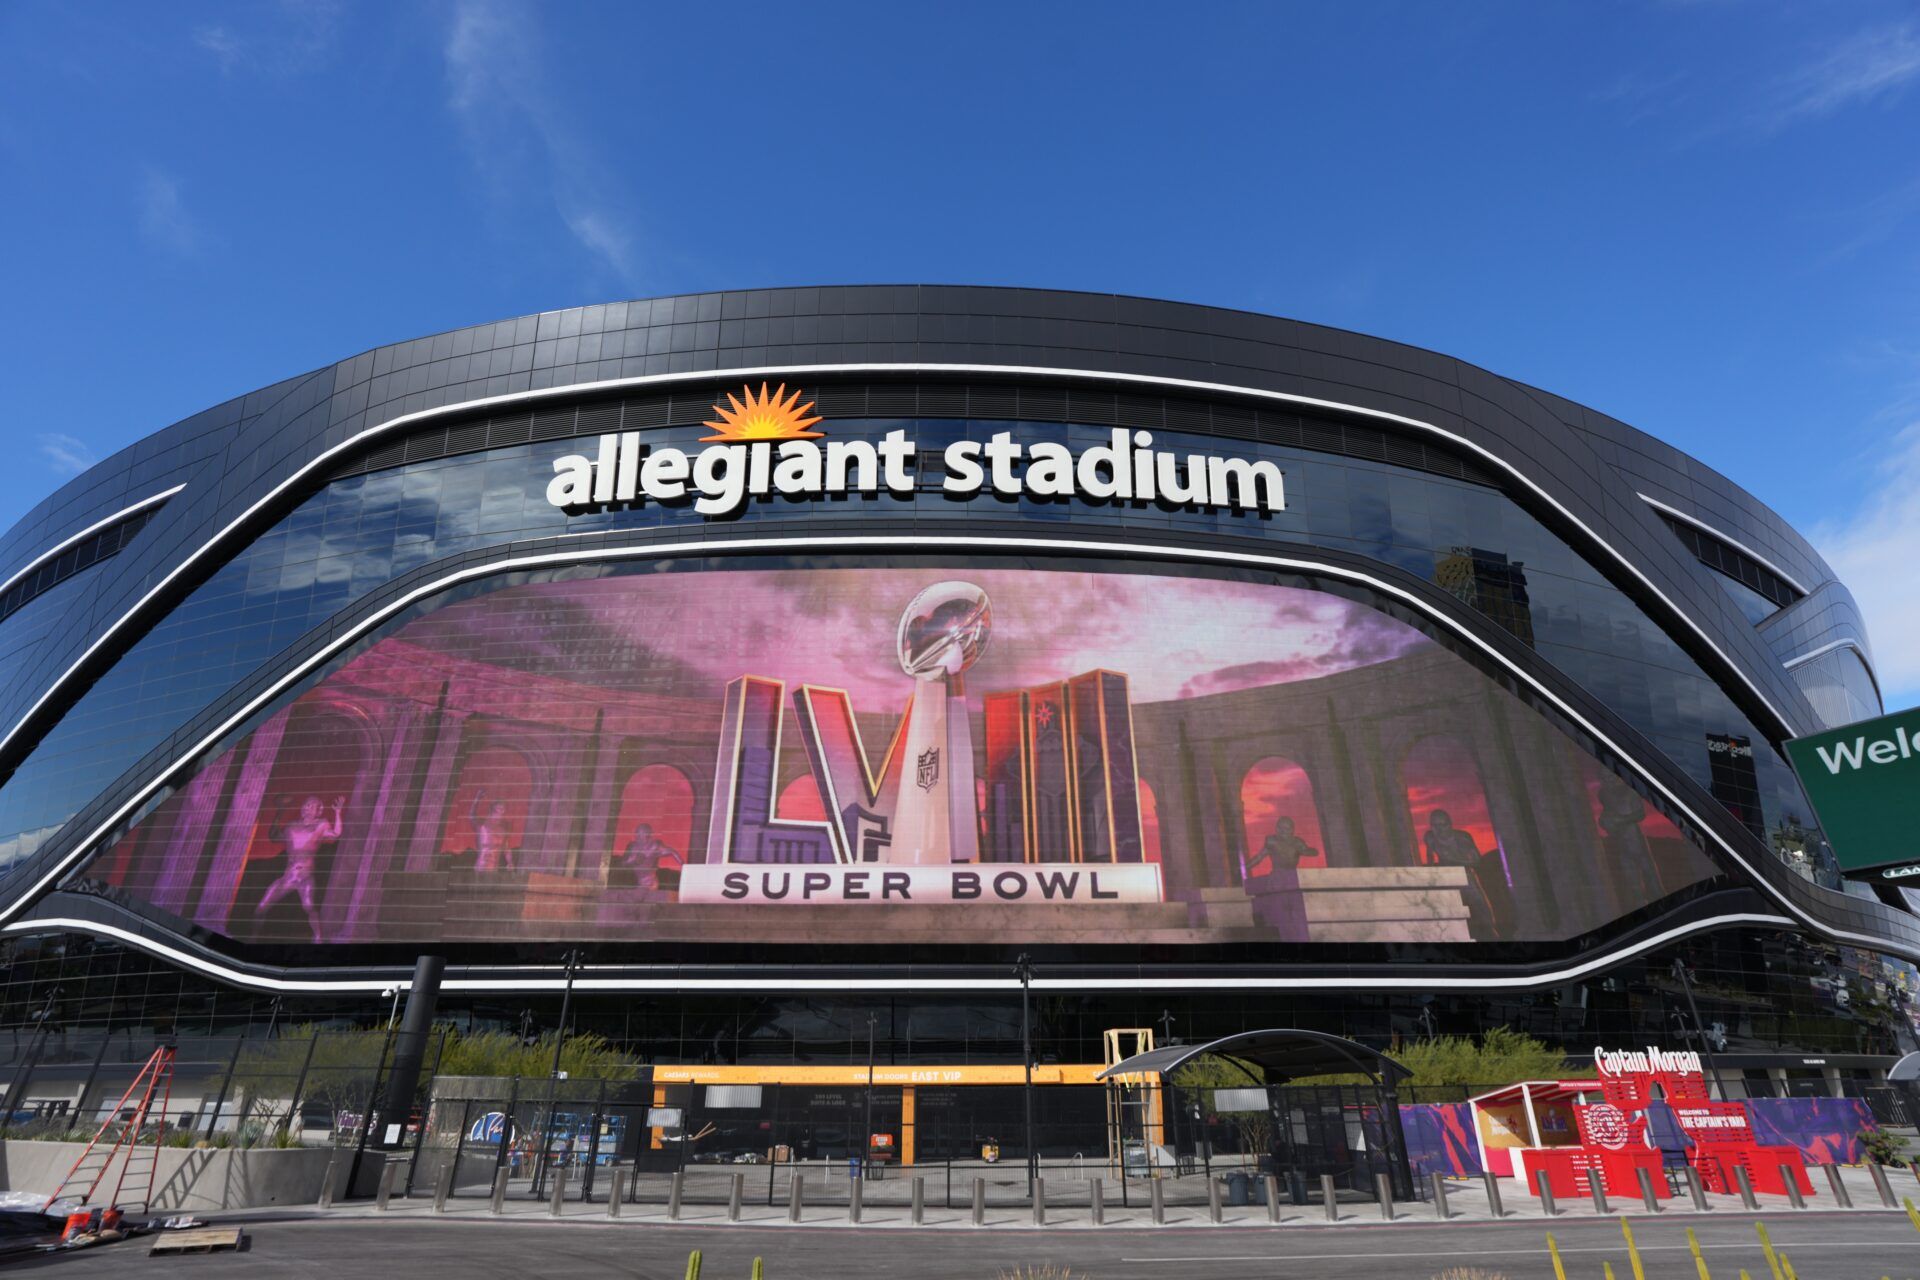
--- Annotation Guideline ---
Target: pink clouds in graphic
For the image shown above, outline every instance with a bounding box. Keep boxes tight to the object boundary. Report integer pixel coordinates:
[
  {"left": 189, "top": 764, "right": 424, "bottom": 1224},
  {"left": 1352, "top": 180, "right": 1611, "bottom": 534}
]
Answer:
[{"left": 444, "top": 566, "right": 1432, "bottom": 708}]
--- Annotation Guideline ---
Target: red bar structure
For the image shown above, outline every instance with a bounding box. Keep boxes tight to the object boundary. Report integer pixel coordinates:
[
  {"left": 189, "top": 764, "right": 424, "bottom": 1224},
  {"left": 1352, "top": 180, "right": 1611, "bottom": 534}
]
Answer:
[{"left": 1467, "top": 1045, "right": 1814, "bottom": 1200}]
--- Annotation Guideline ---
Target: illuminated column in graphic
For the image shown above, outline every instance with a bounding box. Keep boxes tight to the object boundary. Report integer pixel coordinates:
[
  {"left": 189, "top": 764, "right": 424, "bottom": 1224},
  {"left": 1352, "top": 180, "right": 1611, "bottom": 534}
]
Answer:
[{"left": 890, "top": 581, "right": 991, "bottom": 866}]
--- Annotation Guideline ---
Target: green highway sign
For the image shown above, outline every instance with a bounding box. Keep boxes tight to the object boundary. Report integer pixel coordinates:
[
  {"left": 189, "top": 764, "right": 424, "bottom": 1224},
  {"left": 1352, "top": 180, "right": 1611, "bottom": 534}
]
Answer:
[{"left": 1785, "top": 707, "right": 1920, "bottom": 884}]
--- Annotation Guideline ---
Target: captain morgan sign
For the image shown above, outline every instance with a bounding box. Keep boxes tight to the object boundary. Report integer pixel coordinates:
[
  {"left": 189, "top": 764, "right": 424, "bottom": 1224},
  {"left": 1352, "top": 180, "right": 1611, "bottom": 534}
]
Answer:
[
  {"left": 1784, "top": 706, "right": 1920, "bottom": 882},
  {"left": 545, "top": 383, "right": 1286, "bottom": 518}
]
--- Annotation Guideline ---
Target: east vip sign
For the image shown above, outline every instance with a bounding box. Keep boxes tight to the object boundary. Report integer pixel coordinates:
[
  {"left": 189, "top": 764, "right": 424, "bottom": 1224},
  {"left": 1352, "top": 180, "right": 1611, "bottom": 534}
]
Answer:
[
  {"left": 544, "top": 383, "right": 1286, "bottom": 518},
  {"left": 1784, "top": 707, "right": 1920, "bottom": 882}
]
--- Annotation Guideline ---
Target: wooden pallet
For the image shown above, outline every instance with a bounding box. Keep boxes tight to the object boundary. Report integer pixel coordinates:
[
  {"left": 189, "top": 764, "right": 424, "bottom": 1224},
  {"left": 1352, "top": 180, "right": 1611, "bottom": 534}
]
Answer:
[{"left": 148, "top": 1228, "right": 243, "bottom": 1256}]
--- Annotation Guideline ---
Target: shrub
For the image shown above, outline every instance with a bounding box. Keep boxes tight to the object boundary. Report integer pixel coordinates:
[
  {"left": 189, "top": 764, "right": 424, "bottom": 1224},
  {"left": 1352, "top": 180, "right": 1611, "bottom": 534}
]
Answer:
[
  {"left": 1859, "top": 1125, "right": 1910, "bottom": 1168},
  {"left": 996, "top": 1268, "right": 1089, "bottom": 1280}
]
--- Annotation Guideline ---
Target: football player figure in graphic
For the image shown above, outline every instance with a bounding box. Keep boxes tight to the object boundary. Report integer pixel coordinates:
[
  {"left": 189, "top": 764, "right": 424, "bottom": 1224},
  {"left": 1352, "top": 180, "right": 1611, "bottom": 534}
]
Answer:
[
  {"left": 1246, "top": 815, "right": 1319, "bottom": 876},
  {"left": 611, "top": 822, "right": 682, "bottom": 891},
  {"left": 470, "top": 789, "right": 518, "bottom": 872},
  {"left": 1597, "top": 775, "right": 1662, "bottom": 903},
  {"left": 257, "top": 795, "right": 344, "bottom": 944},
  {"left": 1423, "top": 809, "right": 1496, "bottom": 938}
]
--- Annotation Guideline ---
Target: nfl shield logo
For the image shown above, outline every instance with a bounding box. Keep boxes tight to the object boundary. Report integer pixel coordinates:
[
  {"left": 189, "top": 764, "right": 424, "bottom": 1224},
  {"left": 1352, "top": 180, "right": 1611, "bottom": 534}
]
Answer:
[{"left": 916, "top": 747, "right": 940, "bottom": 791}]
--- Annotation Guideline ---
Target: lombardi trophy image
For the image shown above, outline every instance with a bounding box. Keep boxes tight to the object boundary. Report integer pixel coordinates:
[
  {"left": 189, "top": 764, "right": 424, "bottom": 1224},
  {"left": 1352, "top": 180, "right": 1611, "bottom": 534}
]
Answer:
[{"left": 891, "top": 581, "right": 991, "bottom": 865}]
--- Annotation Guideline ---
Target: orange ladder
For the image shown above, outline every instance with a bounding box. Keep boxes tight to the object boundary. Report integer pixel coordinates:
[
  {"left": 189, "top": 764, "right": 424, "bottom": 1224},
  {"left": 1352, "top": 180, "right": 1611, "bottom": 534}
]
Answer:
[{"left": 41, "top": 1045, "right": 176, "bottom": 1213}]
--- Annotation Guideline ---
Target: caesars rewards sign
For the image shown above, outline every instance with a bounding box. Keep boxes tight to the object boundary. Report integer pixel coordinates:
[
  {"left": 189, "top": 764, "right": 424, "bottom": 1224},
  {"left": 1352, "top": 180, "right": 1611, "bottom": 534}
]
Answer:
[{"left": 541, "top": 385, "right": 1291, "bottom": 908}]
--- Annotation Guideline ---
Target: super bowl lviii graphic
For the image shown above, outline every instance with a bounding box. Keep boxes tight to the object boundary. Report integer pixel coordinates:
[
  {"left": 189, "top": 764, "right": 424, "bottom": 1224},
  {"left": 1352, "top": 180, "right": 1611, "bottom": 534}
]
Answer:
[
  {"left": 88, "top": 559, "right": 1717, "bottom": 950},
  {"left": 690, "top": 578, "right": 1163, "bottom": 906}
]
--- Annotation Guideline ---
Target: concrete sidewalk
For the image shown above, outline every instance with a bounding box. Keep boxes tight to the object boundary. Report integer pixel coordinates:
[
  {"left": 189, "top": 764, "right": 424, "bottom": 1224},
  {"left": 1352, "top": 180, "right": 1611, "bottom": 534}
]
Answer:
[{"left": 330, "top": 1162, "right": 1920, "bottom": 1231}]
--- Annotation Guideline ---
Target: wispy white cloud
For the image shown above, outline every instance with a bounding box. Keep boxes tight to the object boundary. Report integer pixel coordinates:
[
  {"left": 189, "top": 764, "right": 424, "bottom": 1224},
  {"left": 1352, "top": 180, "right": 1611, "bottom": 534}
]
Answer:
[
  {"left": 1814, "top": 418, "right": 1920, "bottom": 707},
  {"left": 443, "top": 0, "right": 642, "bottom": 284},
  {"left": 137, "top": 168, "right": 198, "bottom": 257},
  {"left": 1592, "top": 69, "right": 1688, "bottom": 126},
  {"left": 193, "top": 24, "right": 246, "bottom": 73},
  {"left": 38, "top": 433, "right": 97, "bottom": 477},
  {"left": 193, "top": 0, "right": 341, "bottom": 75},
  {"left": 1771, "top": 21, "right": 1920, "bottom": 125}
]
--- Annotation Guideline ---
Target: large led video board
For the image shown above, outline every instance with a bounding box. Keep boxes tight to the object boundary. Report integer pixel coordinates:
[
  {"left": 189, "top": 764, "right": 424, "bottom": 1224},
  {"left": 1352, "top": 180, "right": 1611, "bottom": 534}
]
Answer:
[{"left": 87, "top": 560, "right": 1718, "bottom": 950}]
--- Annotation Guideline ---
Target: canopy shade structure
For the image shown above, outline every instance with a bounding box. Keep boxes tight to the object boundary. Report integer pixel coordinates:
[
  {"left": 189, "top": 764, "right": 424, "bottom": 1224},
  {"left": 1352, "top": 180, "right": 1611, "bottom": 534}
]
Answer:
[
  {"left": 1889, "top": 1052, "right": 1920, "bottom": 1084},
  {"left": 1094, "top": 1028, "right": 1411, "bottom": 1085}
]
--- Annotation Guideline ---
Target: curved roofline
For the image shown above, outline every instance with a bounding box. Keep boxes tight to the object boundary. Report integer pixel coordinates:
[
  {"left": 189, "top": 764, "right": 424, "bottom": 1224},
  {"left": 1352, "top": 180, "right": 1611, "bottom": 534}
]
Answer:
[
  {"left": 3, "top": 286, "right": 1828, "bottom": 588},
  {"left": 1096, "top": 1028, "right": 1412, "bottom": 1084}
]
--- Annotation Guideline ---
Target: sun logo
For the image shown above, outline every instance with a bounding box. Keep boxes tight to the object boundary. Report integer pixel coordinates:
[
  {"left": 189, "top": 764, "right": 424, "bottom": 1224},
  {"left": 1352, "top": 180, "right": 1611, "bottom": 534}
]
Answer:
[{"left": 701, "top": 383, "right": 825, "bottom": 442}]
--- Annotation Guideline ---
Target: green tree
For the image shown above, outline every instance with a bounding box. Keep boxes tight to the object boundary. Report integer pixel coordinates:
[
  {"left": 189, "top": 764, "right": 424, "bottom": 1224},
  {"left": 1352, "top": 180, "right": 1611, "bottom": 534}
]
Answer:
[
  {"left": 1170, "top": 1053, "right": 1272, "bottom": 1156},
  {"left": 227, "top": 1024, "right": 390, "bottom": 1138},
  {"left": 433, "top": 1029, "right": 640, "bottom": 1082},
  {"left": 1388, "top": 1028, "right": 1586, "bottom": 1089}
]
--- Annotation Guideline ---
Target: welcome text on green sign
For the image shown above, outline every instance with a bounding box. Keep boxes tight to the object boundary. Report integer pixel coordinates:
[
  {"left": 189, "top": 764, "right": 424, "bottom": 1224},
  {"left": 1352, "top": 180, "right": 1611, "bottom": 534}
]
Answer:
[{"left": 1784, "top": 707, "right": 1920, "bottom": 880}]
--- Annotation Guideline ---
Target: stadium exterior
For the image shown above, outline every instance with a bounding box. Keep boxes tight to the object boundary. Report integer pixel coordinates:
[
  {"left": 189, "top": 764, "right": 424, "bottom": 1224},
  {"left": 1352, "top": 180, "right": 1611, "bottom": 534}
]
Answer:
[{"left": 2, "top": 286, "right": 1917, "bottom": 1138}]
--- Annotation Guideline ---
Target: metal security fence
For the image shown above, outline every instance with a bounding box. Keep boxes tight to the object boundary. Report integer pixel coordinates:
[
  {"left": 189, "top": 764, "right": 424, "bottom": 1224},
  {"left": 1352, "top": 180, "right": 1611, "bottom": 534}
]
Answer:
[
  {"left": 397, "top": 1078, "right": 1418, "bottom": 1213},
  {"left": 0, "top": 1027, "right": 403, "bottom": 1153}
]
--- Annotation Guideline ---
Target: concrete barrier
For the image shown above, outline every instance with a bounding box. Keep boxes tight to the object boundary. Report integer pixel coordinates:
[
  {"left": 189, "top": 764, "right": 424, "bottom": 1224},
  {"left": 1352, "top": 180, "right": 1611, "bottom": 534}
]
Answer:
[
  {"left": 1868, "top": 1161, "right": 1897, "bottom": 1207},
  {"left": 788, "top": 1173, "right": 804, "bottom": 1223},
  {"left": 1150, "top": 1177, "right": 1165, "bottom": 1225},
  {"left": 1589, "top": 1173, "right": 1610, "bottom": 1215},
  {"left": 1535, "top": 1169, "right": 1558, "bottom": 1216},
  {"left": 608, "top": 1169, "right": 626, "bottom": 1217},
  {"left": 1089, "top": 1177, "right": 1103, "bottom": 1226},
  {"left": 729, "top": 1172, "right": 745, "bottom": 1222},
  {"left": 1265, "top": 1174, "right": 1281, "bottom": 1223},
  {"left": 1429, "top": 1171, "right": 1449, "bottom": 1220},
  {"left": 490, "top": 1167, "right": 508, "bottom": 1215},
  {"left": 1682, "top": 1166, "right": 1709, "bottom": 1211},
  {"left": 1376, "top": 1173, "right": 1394, "bottom": 1221},
  {"left": 849, "top": 1174, "right": 863, "bottom": 1224},
  {"left": 668, "top": 1169, "right": 684, "bottom": 1220},
  {"left": 1207, "top": 1176, "right": 1222, "bottom": 1224},
  {"left": 549, "top": 1167, "right": 566, "bottom": 1217},
  {"left": 1321, "top": 1174, "right": 1338, "bottom": 1222},
  {"left": 1636, "top": 1167, "right": 1659, "bottom": 1212},
  {"left": 971, "top": 1177, "right": 984, "bottom": 1227},
  {"left": 1482, "top": 1170, "right": 1504, "bottom": 1218},
  {"left": 911, "top": 1175, "right": 924, "bottom": 1225},
  {"left": 1823, "top": 1164, "right": 1852, "bottom": 1209},
  {"left": 1783, "top": 1174, "right": 1804, "bottom": 1209},
  {"left": 433, "top": 1163, "right": 453, "bottom": 1213},
  {"left": 1732, "top": 1165, "right": 1758, "bottom": 1210},
  {"left": 1031, "top": 1177, "right": 1044, "bottom": 1226},
  {"left": 0, "top": 1139, "right": 341, "bottom": 1213}
]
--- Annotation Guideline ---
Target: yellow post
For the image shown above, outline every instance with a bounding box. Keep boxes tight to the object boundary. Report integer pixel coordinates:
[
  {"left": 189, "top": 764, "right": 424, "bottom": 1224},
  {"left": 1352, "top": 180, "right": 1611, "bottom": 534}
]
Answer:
[
  {"left": 1621, "top": 1216, "right": 1647, "bottom": 1280},
  {"left": 1778, "top": 1252, "right": 1797, "bottom": 1280},
  {"left": 1605, "top": 1263, "right": 1617, "bottom": 1280},
  {"left": 1754, "top": 1222, "right": 1783, "bottom": 1280},
  {"left": 1904, "top": 1196, "right": 1920, "bottom": 1232},
  {"left": 1546, "top": 1232, "right": 1569, "bottom": 1280},
  {"left": 1686, "top": 1226, "right": 1712, "bottom": 1280}
]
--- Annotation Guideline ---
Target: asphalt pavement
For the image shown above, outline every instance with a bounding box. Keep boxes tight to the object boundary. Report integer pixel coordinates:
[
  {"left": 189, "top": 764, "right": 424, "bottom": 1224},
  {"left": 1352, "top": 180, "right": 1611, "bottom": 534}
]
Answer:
[{"left": 9, "top": 1208, "right": 1919, "bottom": 1280}]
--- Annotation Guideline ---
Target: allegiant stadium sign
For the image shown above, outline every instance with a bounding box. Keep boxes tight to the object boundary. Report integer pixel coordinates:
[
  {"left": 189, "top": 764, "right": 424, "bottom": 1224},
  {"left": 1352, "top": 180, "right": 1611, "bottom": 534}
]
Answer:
[{"left": 545, "top": 383, "right": 1286, "bottom": 518}]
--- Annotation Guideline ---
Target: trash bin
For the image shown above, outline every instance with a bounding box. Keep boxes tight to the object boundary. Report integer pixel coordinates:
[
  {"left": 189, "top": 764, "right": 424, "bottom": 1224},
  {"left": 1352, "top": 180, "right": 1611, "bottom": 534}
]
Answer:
[{"left": 1226, "top": 1170, "right": 1251, "bottom": 1206}]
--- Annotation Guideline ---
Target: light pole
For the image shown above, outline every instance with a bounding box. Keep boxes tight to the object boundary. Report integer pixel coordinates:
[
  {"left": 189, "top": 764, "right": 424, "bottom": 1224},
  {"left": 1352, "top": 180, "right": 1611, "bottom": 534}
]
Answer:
[
  {"left": 1671, "top": 957, "right": 1729, "bottom": 1100},
  {"left": 862, "top": 1010, "right": 877, "bottom": 1179},
  {"left": 548, "top": 948, "right": 582, "bottom": 1081},
  {"left": 1015, "top": 953, "right": 1036, "bottom": 1195},
  {"left": 535, "top": 948, "right": 582, "bottom": 1192}
]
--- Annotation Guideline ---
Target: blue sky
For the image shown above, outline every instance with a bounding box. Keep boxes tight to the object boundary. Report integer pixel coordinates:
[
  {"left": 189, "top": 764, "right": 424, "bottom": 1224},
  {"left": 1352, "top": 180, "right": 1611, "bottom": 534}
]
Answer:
[{"left": 2, "top": 1, "right": 1918, "bottom": 701}]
